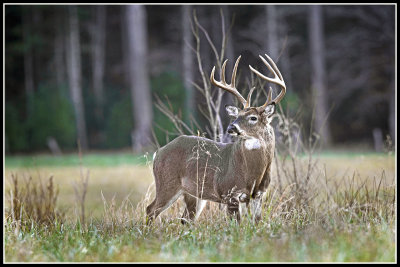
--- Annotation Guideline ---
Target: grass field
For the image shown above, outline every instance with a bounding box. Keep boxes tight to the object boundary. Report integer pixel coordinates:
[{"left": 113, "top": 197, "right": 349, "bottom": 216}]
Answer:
[{"left": 3, "top": 151, "right": 396, "bottom": 262}]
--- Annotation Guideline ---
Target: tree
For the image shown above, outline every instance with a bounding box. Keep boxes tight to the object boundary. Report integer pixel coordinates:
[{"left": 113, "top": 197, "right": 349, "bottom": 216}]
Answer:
[
  {"left": 125, "top": 5, "right": 153, "bottom": 152},
  {"left": 218, "top": 6, "right": 235, "bottom": 132},
  {"left": 66, "top": 6, "right": 88, "bottom": 150},
  {"left": 308, "top": 5, "right": 332, "bottom": 146},
  {"left": 22, "top": 7, "right": 34, "bottom": 117},
  {"left": 90, "top": 5, "right": 106, "bottom": 122},
  {"left": 181, "top": 5, "right": 195, "bottom": 122},
  {"left": 324, "top": 5, "right": 394, "bottom": 144},
  {"left": 265, "top": 5, "right": 278, "bottom": 60},
  {"left": 54, "top": 7, "right": 67, "bottom": 92}
]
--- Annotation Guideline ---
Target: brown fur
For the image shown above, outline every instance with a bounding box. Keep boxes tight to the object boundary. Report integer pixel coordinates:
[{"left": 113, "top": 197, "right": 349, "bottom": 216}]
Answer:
[{"left": 146, "top": 107, "right": 275, "bottom": 224}]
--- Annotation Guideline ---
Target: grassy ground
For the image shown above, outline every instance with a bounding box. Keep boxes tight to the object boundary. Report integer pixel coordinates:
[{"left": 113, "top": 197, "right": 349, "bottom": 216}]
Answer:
[{"left": 3, "top": 151, "right": 396, "bottom": 262}]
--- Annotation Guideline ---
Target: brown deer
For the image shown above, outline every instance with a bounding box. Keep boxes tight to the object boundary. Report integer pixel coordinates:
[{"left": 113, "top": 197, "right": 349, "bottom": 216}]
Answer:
[{"left": 146, "top": 54, "right": 286, "bottom": 223}]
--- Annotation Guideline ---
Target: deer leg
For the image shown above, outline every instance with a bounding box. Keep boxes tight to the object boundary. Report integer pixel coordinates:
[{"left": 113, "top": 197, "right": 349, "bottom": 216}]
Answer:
[
  {"left": 181, "top": 194, "right": 208, "bottom": 224},
  {"left": 227, "top": 203, "right": 240, "bottom": 222},
  {"left": 146, "top": 188, "right": 183, "bottom": 224},
  {"left": 250, "top": 191, "right": 264, "bottom": 223},
  {"left": 226, "top": 195, "right": 240, "bottom": 222},
  {"left": 249, "top": 165, "right": 270, "bottom": 223},
  {"left": 238, "top": 193, "right": 250, "bottom": 220},
  {"left": 181, "top": 193, "right": 197, "bottom": 224},
  {"left": 146, "top": 199, "right": 156, "bottom": 222}
]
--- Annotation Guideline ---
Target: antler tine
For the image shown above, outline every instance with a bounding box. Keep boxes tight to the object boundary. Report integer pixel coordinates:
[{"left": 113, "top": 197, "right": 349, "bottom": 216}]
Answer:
[
  {"left": 249, "top": 55, "right": 285, "bottom": 88},
  {"left": 210, "top": 55, "right": 247, "bottom": 107},
  {"left": 263, "top": 54, "right": 283, "bottom": 81},
  {"left": 266, "top": 86, "right": 273, "bottom": 104},
  {"left": 255, "top": 87, "right": 274, "bottom": 112},
  {"left": 244, "top": 87, "right": 256, "bottom": 109},
  {"left": 221, "top": 59, "right": 228, "bottom": 84},
  {"left": 231, "top": 56, "right": 241, "bottom": 88},
  {"left": 249, "top": 54, "right": 286, "bottom": 110}
]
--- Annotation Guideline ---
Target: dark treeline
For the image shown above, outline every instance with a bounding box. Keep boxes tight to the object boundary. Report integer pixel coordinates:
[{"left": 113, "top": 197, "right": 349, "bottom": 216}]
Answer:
[{"left": 5, "top": 4, "right": 395, "bottom": 154}]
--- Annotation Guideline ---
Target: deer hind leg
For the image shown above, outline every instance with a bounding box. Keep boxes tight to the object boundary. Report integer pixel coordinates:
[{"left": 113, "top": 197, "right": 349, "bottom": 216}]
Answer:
[
  {"left": 146, "top": 199, "right": 156, "bottom": 220},
  {"left": 181, "top": 193, "right": 197, "bottom": 224},
  {"left": 181, "top": 194, "right": 207, "bottom": 224},
  {"left": 146, "top": 187, "right": 183, "bottom": 224}
]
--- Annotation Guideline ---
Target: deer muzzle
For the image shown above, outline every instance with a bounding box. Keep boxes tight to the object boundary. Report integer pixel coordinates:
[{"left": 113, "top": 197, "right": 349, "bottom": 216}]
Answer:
[{"left": 227, "top": 123, "right": 242, "bottom": 136}]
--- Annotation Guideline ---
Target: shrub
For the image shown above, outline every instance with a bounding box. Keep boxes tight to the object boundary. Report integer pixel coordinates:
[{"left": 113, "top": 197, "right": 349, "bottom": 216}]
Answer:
[
  {"left": 7, "top": 174, "right": 64, "bottom": 227},
  {"left": 5, "top": 102, "right": 28, "bottom": 152},
  {"left": 104, "top": 97, "right": 134, "bottom": 149},
  {"left": 28, "top": 83, "right": 76, "bottom": 151},
  {"left": 151, "top": 70, "right": 186, "bottom": 147}
]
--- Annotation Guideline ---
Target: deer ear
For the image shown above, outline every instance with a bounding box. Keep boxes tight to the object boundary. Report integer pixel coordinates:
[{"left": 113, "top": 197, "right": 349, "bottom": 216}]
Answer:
[
  {"left": 225, "top": 105, "right": 239, "bottom": 117},
  {"left": 262, "top": 103, "right": 275, "bottom": 118}
]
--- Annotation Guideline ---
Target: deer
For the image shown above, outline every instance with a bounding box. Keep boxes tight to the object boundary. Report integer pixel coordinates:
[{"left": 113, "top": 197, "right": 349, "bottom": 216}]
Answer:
[{"left": 146, "top": 53, "right": 286, "bottom": 224}]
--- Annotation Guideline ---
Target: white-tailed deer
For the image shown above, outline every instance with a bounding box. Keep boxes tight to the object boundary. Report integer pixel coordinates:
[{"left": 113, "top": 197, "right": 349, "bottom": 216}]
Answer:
[{"left": 146, "top": 54, "right": 286, "bottom": 223}]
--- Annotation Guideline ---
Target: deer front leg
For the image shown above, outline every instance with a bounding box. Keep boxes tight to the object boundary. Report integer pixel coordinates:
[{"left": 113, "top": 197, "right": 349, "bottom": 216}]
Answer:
[
  {"left": 227, "top": 192, "right": 249, "bottom": 223},
  {"left": 250, "top": 191, "right": 264, "bottom": 223},
  {"left": 251, "top": 165, "right": 271, "bottom": 223},
  {"left": 227, "top": 201, "right": 240, "bottom": 222}
]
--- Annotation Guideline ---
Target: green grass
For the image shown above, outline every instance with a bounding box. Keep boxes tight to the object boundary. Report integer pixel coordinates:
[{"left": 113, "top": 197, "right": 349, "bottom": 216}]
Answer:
[
  {"left": 4, "top": 152, "right": 149, "bottom": 168},
  {"left": 4, "top": 211, "right": 395, "bottom": 262},
  {"left": 4, "top": 151, "right": 396, "bottom": 263},
  {"left": 315, "top": 151, "right": 393, "bottom": 158},
  {"left": 4, "top": 150, "right": 392, "bottom": 169}
]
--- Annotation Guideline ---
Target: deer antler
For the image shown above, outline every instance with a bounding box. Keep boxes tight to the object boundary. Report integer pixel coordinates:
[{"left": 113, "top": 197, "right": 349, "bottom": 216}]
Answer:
[
  {"left": 249, "top": 54, "right": 286, "bottom": 112},
  {"left": 210, "top": 56, "right": 247, "bottom": 108},
  {"left": 244, "top": 87, "right": 256, "bottom": 109}
]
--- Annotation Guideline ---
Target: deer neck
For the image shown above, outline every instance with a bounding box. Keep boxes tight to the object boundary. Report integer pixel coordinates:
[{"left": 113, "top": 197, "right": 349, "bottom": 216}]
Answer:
[
  {"left": 234, "top": 137, "right": 266, "bottom": 155},
  {"left": 229, "top": 125, "right": 274, "bottom": 163},
  {"left": 238, "top": 126, "right": 273, "bottom": 150}
]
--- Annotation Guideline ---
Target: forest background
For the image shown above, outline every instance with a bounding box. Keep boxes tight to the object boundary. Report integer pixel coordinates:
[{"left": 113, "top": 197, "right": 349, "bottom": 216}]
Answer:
[{"left": 5, "top": 4, "right": 396, "bottom": 154}]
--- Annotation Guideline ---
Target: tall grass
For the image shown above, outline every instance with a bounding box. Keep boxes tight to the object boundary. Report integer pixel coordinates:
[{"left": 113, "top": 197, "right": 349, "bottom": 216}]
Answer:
[
  {"left": 4, "top": 151, "right": 395, "bottom": 262},
  {"left": 4, "top": 101, "right": 396, "bottom": 262},
  {"left": 5, "top": 102, "right": 395, "bottom": 262},
  {"left": 6, "top": 174, "right": 64, "bottom": 229}
]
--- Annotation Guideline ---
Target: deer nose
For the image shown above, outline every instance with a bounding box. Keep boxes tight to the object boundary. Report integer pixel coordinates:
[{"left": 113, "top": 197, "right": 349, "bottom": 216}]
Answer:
[{"left": 227, "top": 124, "right": 239, "bottom": 134}]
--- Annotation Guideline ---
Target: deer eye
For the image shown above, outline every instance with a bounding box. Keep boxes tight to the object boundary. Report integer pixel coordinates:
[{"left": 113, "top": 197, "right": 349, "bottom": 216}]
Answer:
[{"left": 249, "top": 116, "right": 258, "bottom": 121}]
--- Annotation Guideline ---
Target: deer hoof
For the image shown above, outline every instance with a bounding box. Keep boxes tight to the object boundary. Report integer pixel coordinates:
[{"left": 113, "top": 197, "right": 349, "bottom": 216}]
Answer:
[
  {"left": 229, "top": 197, "right": 239, "bottom": 205},
  {"left": 239, "top": 193, "right": 248, "bottom": 203},
  {"left": 255, "top": 191, "right": 263, "bottom": 199}
]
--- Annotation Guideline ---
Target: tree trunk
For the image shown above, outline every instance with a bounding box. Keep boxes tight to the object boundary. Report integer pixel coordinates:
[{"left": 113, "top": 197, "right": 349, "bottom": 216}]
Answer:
[
  {"left": 388, "top": 78, "right": 395, "bottom": 145},
  {"left": 54, "top": 8, "right": 66, "bottom": 93},
  {"left": 91, "top": 5, "right": 106, "bottom": 121},
  {"left": 280, "top": 20, "right": 293, "bottom": 95},
  {"left": 22, "top": 8, "right": 34, "bottom": 117},
  {"left": 121, "top": 6, "right": 130, "bottom": 88},
  {"left": 219, "top": 5, "right": 235, "bottom": 139},
  {"left": 125, "top": 5, "right": 153, "bottom": 152},
  {"left": 66, "top": 6, "right": 88, "bottom": 150},
  {"left": 182, "top": 5, "right": 195, "bottom": 122},
  {"left": 372, "top": 128, "right": 383, "bottom": 152},
  {"left": 266, "top": 5, "right": 279, "bottom": 60},
  {"left": 308, "top": 5, "right": 332, "bottom": 146}
]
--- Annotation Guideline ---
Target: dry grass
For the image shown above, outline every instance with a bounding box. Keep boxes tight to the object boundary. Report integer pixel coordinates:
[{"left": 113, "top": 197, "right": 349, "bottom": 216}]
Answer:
[
  {"left": 4, "top": 149, "right": 395, "bottom": 220},
  {"left": 4, "top": 151, "right": 395, "bottom": 262},
  {"left": 5, "top": 165, "right": 153, "bottom": 220},
  {"left": 6, "top": 174, "right": 64, "bottom": 228}
]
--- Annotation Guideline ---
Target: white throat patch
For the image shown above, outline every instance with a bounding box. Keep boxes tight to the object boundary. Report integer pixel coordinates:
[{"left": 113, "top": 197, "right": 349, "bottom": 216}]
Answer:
[{"left": 245, "top": 138, "right": 261, "bottom": 150}]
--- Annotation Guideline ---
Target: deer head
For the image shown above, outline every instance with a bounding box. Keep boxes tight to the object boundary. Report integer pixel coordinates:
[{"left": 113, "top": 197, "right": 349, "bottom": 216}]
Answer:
[{"left": 211, "top": 54, "right": 286, "bottom": 141}]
